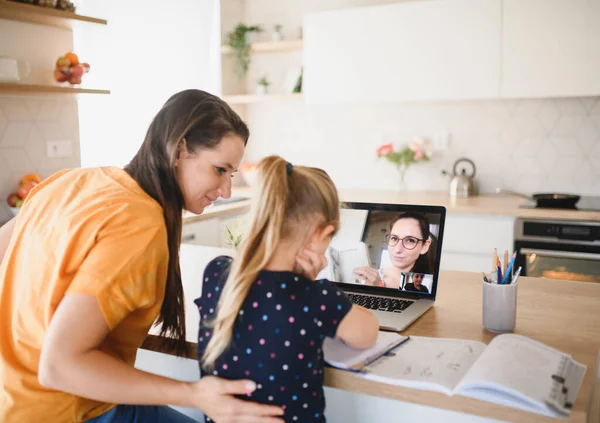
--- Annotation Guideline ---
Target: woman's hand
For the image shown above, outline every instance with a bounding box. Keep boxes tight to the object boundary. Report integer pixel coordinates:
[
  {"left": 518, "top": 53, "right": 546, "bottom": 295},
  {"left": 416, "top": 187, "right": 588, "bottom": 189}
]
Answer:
[
  {"left": 193, "top": 376, "right": 284, "bottom": 423},
  {"left": 353, "top": 266, "right": 383, "bottom": 286},
  {"left": 39, "top": 294, "right": 283, "bottom": 421},
  {"left": 296, "top": 245, "right": 328, "bottom": 281}
]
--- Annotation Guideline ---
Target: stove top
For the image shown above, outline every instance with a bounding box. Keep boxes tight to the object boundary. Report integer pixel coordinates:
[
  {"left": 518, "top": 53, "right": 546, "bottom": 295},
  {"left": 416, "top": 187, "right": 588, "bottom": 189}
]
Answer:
[{"left": 519, "top": 196, "right": 600, "bottom": 211}]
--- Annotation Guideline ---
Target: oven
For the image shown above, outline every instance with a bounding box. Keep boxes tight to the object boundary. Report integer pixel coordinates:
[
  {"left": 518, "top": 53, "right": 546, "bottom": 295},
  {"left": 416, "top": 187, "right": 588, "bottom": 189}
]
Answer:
[{"left": 514, "top": 218, "right": 600, "bottom": 283}]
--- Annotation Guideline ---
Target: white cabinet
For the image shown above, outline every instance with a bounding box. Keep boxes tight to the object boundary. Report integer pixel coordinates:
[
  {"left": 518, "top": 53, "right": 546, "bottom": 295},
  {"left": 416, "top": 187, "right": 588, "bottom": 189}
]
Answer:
[
  {"left": 502, "top": 0, "right": 600, "bottom": 98},
  {"left": 182, "top": 220, "right": 221, "bottom": 247},
  {"left": 440, "top": 214, "right": 515, "bottom": 273},
  {"left": 182, "top": 212, "right": 247, "bottom": 248},
  {"left": 303, "top": 0, "right": 501, "bottom": 104}
]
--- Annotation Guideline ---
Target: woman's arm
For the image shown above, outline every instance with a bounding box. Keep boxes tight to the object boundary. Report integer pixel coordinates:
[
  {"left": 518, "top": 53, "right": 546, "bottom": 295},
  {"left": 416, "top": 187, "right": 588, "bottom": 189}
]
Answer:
[
  {"left": 335, "top": 304, "right": 378, "bottom": 349},
  {"left": 0, "top": 217, "right": 16, "bottom": 265},
  {"left": 39, "top": 293, "right": 284, "bottom": 423}
]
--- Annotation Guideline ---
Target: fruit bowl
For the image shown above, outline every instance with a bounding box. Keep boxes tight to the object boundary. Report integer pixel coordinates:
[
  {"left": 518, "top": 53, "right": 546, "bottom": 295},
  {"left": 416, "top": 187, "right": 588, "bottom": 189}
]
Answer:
[{"left": 6, "top": 173, "right": 41, "bottom": 216}]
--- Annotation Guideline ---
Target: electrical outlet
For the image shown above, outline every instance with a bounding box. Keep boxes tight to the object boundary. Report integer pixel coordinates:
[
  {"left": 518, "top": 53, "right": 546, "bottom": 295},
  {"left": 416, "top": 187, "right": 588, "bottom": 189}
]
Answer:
[
  {"left": 433, "top": 132, "right": 451, "bottom": 150},
  {"left": 47, "top": 140, "right": 73, "bottom": 158}
]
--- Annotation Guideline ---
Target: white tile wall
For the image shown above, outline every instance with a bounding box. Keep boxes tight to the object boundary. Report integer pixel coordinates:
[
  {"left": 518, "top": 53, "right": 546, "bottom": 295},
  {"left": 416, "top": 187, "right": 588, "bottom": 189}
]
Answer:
[
  {"left": 0, "top": 97, "right": 81, "bottom": 223},
  {"left": 244, "top": 97, "right": 600, "bottom": 195}
]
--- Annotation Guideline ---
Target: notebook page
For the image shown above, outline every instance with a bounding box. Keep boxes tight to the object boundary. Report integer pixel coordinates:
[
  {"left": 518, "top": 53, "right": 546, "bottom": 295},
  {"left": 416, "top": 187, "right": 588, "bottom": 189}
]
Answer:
[
  {"left": 361, "top": 337, "right": 487, "bottom": 395},
  {"left": 457, "top": 333, "right": 585, "bottom": 413},
  {"left": 323, "top": 331, "right": 407, "bottom": 370}
]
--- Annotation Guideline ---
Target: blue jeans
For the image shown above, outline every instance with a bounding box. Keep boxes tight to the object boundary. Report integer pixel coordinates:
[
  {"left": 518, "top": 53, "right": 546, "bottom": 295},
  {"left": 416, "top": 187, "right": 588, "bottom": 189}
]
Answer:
[{"left": 86, "top": 405, "right": 199, "bottom": 423}]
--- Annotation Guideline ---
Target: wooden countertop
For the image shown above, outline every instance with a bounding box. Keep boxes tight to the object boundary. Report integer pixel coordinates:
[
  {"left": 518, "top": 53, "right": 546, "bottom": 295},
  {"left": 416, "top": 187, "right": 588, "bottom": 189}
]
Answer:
[
  {"left": 183, "top": 199, "right": 251, "bottom": 224},
  {"left": 183, "top": 188, "right": 600, "bottom": 224},
  {"left": 142, "top": 269, "right": 600, "bottom": 423}
]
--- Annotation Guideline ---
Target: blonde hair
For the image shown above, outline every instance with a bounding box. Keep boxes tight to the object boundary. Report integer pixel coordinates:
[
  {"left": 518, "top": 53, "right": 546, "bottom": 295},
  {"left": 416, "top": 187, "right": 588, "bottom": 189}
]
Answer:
[{"left": 202, "top": 155, "right": 340, "bottom": 368}]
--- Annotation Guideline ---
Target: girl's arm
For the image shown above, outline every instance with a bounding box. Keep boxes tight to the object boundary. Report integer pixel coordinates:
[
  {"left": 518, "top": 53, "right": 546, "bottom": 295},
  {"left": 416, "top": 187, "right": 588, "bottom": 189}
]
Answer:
[
  {"left": 0, "top": 217, "right": 16, "bottom": 265},
  {"left": 335, "top": 304, "right": 378, "bottom": 349},
  {"left": 296, "top": 244, "right": 379, "bottom": 350},
  {"left": 39, "top": 293, "right": 284, "bottom": 423}
]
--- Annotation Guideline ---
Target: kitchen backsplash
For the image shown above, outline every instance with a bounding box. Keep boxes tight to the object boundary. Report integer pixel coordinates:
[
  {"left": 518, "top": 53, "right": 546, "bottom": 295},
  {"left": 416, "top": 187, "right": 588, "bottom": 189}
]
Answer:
[
  {"left": 0, "top": 97, "right": 81, "bottom": 223},
  {"left": 245, "top": 97, "right": 600, "bottom": 195}
]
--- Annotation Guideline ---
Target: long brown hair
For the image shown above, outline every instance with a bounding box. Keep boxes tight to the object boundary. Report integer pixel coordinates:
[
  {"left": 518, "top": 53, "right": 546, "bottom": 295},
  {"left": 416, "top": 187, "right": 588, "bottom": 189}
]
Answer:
[
  {"left": 125, "top": 89, "right": 249, "bottom": 356},
  {"left": 202, "top": 155, "right": 340, "bottom": 368}
]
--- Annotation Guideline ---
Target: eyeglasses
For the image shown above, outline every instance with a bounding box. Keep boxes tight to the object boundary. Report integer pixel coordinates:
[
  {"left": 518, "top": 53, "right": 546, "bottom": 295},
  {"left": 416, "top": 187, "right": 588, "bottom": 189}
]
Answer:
[{"left": 384, "top": 234, "right": 425, "bottom": 250}]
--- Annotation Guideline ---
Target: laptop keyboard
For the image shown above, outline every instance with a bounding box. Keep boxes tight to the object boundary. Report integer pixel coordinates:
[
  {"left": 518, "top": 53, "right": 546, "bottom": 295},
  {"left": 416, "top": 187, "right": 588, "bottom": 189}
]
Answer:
[{"left": 347, "top": 293, "right": 414, "bottom": 313}]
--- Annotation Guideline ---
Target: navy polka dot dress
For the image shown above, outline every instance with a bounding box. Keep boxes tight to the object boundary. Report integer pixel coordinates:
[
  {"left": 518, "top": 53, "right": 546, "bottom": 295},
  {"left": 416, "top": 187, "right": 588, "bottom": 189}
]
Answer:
[{"left": 194, "top": 256, "right": 353, "bottom": 423}]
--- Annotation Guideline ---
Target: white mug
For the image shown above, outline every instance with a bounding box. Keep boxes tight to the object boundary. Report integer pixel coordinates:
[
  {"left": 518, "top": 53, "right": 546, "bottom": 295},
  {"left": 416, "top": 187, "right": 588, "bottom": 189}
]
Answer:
[{"left": 0, "top": 57, "right": 31, "bottom": 82}]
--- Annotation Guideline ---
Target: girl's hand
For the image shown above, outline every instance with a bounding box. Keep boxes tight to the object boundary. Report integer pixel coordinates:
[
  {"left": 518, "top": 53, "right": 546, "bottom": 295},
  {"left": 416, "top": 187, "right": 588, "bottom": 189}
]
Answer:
[
  {"left": 296, "top": 245, "right": 328, "bottom": 281},
  {"left": 353, "top": 266, "right": 383, "bottom": 286},
  {"left": 193, "top": 376, "right": 284, "bottom": 423}
]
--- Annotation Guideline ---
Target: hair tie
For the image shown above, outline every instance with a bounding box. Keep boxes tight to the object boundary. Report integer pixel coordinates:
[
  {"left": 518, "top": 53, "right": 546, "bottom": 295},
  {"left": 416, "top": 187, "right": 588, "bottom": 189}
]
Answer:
[{"left": 286, "top": 162, "right": 294, "bottom": 174}]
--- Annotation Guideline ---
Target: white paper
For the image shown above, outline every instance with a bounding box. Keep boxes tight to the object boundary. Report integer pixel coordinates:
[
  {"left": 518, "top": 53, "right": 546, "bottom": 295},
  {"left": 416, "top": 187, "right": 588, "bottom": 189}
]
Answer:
[
  {"left": 362, "top": 337, "right": 487, "bottom": 395},
  {"left": 327, "top": 241, "right": 370, "bottom": 284}
]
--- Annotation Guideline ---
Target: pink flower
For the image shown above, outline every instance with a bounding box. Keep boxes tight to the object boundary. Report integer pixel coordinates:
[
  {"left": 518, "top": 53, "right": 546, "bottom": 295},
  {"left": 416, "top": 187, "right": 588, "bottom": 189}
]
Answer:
[
  {"left": 408, "top": 142, "right": 419, "bottom": 152},
  {"left": 414, "top": 149, "right": 424, "bottom": 160},
  {"left": 376, "top": 143, "right": 394, "bottom": 157}
]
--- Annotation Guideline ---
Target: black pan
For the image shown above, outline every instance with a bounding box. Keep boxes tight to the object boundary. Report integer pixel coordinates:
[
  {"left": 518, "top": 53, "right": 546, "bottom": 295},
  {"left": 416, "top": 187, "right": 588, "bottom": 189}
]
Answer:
[{"left": 496, "top": 189, "right": 581, "bottom": 209}]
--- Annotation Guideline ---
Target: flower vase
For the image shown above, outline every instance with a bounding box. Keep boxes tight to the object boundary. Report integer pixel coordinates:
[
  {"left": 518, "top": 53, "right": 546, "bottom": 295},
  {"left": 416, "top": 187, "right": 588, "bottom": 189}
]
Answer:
[{"left": 397, "top": 167, "right": 408, "bottom": 192}]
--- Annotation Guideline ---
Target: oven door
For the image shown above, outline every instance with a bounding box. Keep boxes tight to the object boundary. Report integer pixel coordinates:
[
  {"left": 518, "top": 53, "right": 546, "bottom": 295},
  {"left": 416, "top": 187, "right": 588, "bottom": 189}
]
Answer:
[{"left": 514, "top": 241, "right": 600, "bottom": 283}]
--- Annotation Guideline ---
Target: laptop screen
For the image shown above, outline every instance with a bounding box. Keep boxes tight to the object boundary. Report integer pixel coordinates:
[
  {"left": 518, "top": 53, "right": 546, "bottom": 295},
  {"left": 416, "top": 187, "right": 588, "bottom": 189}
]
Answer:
[{"left": 317, "top": 202, "right": 446, "bottom": 299}]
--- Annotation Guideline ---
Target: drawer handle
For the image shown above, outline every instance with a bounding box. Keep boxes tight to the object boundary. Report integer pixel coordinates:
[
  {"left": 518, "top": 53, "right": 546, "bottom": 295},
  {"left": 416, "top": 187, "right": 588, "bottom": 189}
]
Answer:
[
  {"left": 520, "top": 248, "right": 600, "bottom": 261},
  {"left": 182, "top": 234, "right": 196, "bottom": 242}
]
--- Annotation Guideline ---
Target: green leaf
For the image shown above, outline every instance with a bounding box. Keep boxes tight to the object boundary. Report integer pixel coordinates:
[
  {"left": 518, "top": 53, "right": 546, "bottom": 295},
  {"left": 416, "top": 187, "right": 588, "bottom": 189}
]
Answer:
[{"left": 226, "top": 24, "right": 264, "bottom": 79}]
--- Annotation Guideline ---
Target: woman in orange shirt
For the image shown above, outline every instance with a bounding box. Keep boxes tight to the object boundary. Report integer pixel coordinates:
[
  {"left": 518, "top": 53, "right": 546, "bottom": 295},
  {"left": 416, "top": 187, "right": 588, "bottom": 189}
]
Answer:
[{"left": 0, "top": 90, "right": 285, "bottom": 423}]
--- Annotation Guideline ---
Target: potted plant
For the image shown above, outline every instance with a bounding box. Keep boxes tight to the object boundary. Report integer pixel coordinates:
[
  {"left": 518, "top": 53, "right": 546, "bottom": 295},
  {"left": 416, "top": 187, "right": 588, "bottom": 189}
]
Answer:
[
  {"left": 292, "top": 68, "right": 303, "bottom": 93},
  {"left": 256, "top": 75, "right": 270, "bottom": 95},
  {"left": 224, "top": 217, "right": 246, "bottom": 249},
  {"left": 226, "top": 23, "right": 263, "bottom": 79},
  {"left": 272, "top": 24, "right": 284, "bottom": 42}
]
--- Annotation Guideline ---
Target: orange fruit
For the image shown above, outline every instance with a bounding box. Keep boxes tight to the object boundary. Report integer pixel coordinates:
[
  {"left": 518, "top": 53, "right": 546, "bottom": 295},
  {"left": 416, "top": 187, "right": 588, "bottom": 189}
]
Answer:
[
  {"left": 20, "top": 173, "right": 41, "bottom": 186},
  {"left": 65, "top": 52, "right": 79, "bottom": 66}
]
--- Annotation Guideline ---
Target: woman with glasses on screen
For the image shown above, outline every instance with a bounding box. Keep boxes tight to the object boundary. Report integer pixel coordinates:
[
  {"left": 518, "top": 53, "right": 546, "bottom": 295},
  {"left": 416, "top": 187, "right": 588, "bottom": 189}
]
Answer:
[{"left": 354, "top": 212, "right": 433, "bottom": 289}]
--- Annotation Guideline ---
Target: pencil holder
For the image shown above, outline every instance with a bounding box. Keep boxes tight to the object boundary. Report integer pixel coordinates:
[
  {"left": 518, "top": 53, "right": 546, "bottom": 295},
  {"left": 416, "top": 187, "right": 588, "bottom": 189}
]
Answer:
[{"left": 482, "top": 279, "right": 518, "bottom": 333}]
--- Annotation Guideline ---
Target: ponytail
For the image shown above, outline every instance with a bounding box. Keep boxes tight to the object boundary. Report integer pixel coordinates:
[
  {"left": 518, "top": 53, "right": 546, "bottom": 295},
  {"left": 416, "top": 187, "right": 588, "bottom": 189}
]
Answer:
[{"left": 202, "top": 157, "right": 290, "bottom": 367}]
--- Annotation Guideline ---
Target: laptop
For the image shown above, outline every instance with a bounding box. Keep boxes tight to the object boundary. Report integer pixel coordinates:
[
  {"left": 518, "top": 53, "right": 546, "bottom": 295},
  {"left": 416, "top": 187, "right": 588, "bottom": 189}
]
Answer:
[{"left": 317, "top": 202, "right": 446, "bottom": 331}]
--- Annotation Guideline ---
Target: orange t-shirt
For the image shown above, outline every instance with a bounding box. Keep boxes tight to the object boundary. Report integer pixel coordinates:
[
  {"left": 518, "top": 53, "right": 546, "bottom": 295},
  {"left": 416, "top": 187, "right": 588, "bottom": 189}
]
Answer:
[{"left": 0, "top": 167, "right": 169, "bottom": 422}]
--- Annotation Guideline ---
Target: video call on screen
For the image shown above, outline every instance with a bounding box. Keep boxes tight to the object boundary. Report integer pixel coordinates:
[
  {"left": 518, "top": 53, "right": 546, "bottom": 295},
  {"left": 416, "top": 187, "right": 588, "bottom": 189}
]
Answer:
[{"left": 318, "top": 207, "right": 442, "bottom": 296}]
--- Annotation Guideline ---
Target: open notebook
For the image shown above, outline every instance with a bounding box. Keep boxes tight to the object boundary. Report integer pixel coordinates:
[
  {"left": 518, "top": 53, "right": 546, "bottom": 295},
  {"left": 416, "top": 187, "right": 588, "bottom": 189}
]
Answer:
[
  {"left": 323, "top": 331, "right": 409, "bottom": 372},
  {"left": 356, "top": 334, "right": 586, "bottom": 418}
]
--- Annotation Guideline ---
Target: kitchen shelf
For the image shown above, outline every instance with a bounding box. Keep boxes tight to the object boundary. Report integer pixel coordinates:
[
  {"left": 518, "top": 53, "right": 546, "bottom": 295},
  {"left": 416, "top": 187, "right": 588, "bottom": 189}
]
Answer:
[
  {"left": 223, "top": 93, "right": 303, "bottom": 105},
  {"left": 0, "top": 82, "right": 110, "bottom": 95},
  {"left": 221, "top": 39, "right": 303, "bottom": 55},
  {"left": 0, "top": 0, "right": 107, "bottom": 29}
]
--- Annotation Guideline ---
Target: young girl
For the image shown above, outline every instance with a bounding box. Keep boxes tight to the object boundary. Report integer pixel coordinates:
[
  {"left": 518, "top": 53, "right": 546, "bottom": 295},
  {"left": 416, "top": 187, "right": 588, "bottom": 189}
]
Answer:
[{"left": 194, "top": 156, "right": 379, "bottom": 422}]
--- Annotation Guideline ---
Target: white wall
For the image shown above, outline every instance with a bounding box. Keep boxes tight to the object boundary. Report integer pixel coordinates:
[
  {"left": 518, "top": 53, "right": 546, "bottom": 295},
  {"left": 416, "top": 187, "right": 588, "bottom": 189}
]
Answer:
[
  {"left": 228, "top": 0, "right": 600, "bottom": 196},
  {"left": 75, "top": 0, "right": 222, "bottom": 168},
  {"left": 244, "top": 98, "right": 600, "bottom": 195}
]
